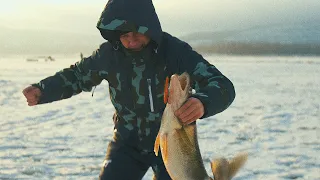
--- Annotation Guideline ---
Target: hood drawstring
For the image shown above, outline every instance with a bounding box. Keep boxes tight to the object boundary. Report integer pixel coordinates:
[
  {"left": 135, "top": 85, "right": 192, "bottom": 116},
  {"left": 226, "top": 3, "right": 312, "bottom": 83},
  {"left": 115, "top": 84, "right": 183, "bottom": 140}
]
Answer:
[
  {"left": 91, "top": 86, "right": 97, "bottom": 97},
  {"left": 113, "top": 41, "right": 120, "bottom": 51},
  {"left": 153, "top": 46, "right": 158, "bottom": 54}
]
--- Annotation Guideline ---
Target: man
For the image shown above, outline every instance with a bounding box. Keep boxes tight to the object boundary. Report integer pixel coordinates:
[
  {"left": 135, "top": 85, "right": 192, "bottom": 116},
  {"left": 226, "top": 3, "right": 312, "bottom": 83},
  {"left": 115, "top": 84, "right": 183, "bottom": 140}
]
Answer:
[{"left": 22, "top": 0, "right": 236, "bottom": 179}]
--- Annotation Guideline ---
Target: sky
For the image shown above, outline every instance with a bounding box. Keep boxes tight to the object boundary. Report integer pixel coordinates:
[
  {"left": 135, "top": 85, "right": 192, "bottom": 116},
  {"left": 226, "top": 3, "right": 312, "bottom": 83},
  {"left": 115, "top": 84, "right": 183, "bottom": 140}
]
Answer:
[
  {"left": 1, "top": 0, "right": 320, "bottom": 36},
  {"left": 1, "top": 0, "right": 320, "bottom": 55}
]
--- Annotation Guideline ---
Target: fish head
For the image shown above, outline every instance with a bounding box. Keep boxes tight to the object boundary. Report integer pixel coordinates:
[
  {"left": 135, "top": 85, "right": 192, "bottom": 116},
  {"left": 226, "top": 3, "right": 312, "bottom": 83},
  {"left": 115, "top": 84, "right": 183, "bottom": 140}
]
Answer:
[{"left": 168, "top": 73, "right": 191, "bottom": 109}]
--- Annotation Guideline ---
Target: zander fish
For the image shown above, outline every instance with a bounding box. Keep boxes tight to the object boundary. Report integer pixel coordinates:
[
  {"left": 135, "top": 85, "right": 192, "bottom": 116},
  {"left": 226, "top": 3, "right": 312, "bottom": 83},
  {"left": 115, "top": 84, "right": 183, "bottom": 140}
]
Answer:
[{"left": 154, "top": 72, "right": 247, "bottom": 180}]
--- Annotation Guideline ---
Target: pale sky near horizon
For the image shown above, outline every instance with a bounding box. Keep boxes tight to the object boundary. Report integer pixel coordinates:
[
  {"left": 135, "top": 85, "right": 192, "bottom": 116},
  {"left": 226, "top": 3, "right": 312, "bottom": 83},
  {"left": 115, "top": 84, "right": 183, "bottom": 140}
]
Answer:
[{"left": 1, "top": 0, "right": 320, "bottom": 36}]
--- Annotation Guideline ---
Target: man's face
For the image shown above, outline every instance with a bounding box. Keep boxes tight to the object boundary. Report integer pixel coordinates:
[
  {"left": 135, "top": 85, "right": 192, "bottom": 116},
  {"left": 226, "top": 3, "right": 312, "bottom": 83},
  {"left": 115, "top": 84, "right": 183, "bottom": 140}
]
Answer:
[{"left": 120, "top": 32, "right": 151, "bottom": 51}]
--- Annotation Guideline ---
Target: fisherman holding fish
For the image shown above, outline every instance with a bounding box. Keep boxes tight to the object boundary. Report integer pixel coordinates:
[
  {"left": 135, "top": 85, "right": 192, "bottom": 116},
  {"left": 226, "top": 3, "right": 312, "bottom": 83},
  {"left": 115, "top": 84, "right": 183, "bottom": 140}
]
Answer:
[{"left": 22, "top": 0, "right": 241, "bottom": 179}]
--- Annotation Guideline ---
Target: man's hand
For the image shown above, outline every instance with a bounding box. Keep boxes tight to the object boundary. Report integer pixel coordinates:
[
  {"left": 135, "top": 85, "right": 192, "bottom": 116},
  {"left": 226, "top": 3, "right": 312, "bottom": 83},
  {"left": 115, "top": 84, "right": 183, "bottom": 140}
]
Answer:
[
  {"left": 22, "top": 86, "right": 41, "bottom": 106},
  {"left": 174, "top": 97, "right": 204, "bottom": 125}
]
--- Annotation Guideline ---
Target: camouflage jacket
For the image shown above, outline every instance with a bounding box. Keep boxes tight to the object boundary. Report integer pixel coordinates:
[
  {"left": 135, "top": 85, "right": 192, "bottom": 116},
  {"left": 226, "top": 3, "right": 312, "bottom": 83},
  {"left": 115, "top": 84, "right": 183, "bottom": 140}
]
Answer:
[{"left": 33, "top": 0, "right": 236, "bottom": 152}]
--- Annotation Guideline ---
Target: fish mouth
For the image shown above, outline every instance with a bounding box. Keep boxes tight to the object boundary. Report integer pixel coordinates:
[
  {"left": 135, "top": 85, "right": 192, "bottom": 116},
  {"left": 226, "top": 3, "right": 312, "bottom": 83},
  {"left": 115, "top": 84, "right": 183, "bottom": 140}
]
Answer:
[
  {"left": 178, "top": 73, "right": 189, "bottom": 91},
  {"left": 170, "top": 73, "right": 190, "bottom": 91},
  {"left": 168, "top": 73, "right": 190, "bottom": 104}
]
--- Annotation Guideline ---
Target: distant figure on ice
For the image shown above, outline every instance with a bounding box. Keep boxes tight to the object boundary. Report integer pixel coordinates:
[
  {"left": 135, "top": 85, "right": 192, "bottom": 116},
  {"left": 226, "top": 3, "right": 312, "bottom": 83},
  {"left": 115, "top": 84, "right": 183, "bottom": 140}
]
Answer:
[
  {"left": 26, "top": 56, "right": 55, "bottom": 62},
  {"left": 22, "top": 0, "right": 236, "bottom": 179},
  {"left": 80, "top": 52, "right": 84, "bottom": 60},
  {"left": 45, "top": 56, "right": 55, "bottom": 62}
]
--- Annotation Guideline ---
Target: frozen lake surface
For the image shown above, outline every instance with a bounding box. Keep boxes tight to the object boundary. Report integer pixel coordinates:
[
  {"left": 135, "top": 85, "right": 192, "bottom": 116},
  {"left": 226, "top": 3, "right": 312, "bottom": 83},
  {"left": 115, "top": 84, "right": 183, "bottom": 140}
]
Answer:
[{"left": 0, "top": 55, "right": 319, "bottom": 179}]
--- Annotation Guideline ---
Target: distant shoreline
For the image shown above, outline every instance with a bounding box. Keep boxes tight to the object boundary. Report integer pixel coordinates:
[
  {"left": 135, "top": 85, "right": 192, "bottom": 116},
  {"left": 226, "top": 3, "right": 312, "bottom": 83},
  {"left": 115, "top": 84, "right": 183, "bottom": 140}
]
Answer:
[
  {"left": 1, "top": 42, "right": 320, "bottom": 57},
  {"left": 194, "top": 42, "right": 320, "bottom": 56}
]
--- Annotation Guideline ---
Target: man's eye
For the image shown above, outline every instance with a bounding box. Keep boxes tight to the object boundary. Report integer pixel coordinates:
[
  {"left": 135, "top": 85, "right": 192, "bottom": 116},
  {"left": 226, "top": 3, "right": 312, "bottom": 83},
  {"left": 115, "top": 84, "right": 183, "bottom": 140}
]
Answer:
[{"left": 120, "top": 34, "right": 128, "bottom": 38}]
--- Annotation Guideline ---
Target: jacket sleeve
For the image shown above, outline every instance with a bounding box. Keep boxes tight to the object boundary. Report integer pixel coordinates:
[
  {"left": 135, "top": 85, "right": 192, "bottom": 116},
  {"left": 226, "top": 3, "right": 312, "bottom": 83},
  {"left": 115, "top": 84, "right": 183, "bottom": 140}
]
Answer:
[
  {"left": 32, "top": 43, "right": 110, "bottom": 104},
  {"left": 177, "top": 42, "right": 235, "bottom": 118}
]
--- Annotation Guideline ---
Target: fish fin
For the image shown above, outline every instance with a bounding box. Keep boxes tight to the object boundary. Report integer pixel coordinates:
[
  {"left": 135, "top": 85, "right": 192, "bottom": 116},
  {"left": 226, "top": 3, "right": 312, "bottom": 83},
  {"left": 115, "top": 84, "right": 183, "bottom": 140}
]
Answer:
[
  {"left": 228, "top": 152, "right": 248, "bottom": 179},
  {"left": 210, "top": 153, "right": 248, "bottom": 180},
  {"left": 210, "top": 158, "right": 229, "bottom": 180},
  {"left": 163, "top": 76, "right": 169, "bottom": 104},
  {"left": 154, "top": 133, "right": 160, "bottom": 156},
  {"left": 161, "top": 134, "right": 168, "bottom": 163}
]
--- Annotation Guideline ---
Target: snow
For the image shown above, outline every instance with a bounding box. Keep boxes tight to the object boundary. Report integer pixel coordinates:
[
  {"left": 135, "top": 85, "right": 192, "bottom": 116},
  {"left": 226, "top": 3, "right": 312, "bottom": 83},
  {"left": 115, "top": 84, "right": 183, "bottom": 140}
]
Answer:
[{"left": 0, "top": 55, "right": 319, "bottom": 179}]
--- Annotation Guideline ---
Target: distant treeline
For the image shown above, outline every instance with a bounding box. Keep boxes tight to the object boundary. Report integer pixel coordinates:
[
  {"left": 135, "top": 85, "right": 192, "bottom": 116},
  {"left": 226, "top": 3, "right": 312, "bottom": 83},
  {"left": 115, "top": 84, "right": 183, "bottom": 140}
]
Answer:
[{"left": 194, "top": 43, "right": 320, "bottom": 56}]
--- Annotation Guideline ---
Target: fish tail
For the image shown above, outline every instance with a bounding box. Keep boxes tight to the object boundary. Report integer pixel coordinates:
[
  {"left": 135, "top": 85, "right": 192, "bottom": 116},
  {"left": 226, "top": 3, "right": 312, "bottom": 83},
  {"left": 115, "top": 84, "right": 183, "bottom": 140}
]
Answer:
[
  {"left": 227, "top": 152, "right": 248, "bottom": 178},
  {"left": 210, "top": 152, "right": 248, "bottom": 180}
]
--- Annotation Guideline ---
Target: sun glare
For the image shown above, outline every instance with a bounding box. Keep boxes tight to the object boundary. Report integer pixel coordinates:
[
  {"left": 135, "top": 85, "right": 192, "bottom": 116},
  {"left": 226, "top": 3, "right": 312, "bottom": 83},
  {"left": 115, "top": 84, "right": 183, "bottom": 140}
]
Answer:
[{"left": 0, "top": 2, "right": 15, "bottom": 15}]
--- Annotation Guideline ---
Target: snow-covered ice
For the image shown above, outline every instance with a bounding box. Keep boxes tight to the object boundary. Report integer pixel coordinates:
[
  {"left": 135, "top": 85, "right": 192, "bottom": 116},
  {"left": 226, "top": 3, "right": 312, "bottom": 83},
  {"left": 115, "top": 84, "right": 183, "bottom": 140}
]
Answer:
[{"left": 0, "top": 55, "right": 319, "bottom": 180}]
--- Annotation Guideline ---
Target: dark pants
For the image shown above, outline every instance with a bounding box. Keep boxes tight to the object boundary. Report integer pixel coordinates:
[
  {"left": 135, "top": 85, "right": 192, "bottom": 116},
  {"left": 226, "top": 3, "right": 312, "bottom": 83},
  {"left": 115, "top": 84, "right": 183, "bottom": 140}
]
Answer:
[{"left": 99, "top": 140, "right": 171, "bottom": 180}]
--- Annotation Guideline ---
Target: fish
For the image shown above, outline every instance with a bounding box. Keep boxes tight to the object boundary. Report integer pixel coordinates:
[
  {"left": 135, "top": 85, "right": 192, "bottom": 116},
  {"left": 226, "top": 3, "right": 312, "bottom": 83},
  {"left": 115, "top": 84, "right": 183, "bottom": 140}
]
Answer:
[{"left": 154, "top": 72, "right": 248, "bottom": 180}]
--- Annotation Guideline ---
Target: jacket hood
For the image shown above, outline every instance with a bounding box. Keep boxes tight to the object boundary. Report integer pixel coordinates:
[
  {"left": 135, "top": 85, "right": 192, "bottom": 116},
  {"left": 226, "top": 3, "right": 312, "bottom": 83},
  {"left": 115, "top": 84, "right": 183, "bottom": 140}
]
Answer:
[{"left": 97, "top": 0, "right": 163, "bottom": 45}]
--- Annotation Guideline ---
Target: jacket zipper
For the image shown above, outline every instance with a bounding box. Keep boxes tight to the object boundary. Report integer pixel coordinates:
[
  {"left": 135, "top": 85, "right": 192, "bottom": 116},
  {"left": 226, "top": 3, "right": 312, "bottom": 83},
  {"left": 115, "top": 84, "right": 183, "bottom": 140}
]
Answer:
[
  {"left": 147, "top": 78, "right": 154, "bottom": 112},
  {"left": 129, "top": 62, "right": 136, "bottom": 109}
]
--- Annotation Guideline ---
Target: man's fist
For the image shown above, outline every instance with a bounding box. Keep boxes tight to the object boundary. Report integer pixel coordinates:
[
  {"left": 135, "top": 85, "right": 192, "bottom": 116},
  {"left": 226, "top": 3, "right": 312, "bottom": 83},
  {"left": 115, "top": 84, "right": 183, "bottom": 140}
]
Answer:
[
  {"left": 175, "top": 97, "right": 205, "bottom": 125},
  {"left": 22, "top": 86, "right": 41, "bottom": 106}
]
